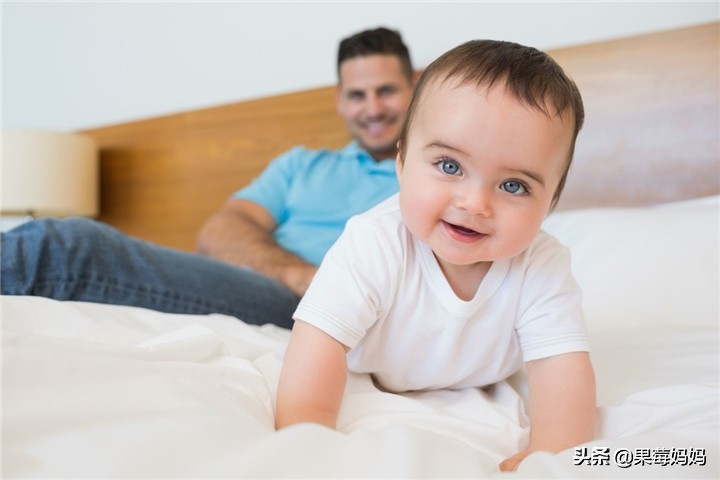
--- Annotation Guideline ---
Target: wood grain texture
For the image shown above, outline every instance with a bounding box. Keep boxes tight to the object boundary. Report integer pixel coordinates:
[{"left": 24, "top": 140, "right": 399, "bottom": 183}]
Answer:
[
  {"left": 85, "top": 87, "right": 350, "bottom": 251},
  {"left": 551, "top": 21, "right": 719, "bottom": 211},
  {"left": 83, "top": 22, "right": 719, "bottom": 251}
]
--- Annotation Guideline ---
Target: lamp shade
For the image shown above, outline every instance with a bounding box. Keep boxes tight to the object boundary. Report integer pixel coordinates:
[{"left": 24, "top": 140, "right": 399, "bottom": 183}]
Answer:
[{"left": 1, "top": 129, "right": 99, "bottom": 217}]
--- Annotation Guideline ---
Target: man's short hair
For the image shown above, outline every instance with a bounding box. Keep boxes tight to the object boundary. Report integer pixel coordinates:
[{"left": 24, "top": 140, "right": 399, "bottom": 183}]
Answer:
[{"left": 337, "top": 27, "right": 413, "bottom": 79}]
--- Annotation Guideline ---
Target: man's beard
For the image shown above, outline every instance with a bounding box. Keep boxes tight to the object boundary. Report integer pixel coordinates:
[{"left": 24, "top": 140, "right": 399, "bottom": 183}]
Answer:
[{"left": 358, "top": 138, "right": 399, "bottom": 161}]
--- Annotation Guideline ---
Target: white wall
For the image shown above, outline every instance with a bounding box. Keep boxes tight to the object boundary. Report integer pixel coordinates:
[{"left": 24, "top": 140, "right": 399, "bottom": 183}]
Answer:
[{"left": 3, "top": 1, "right": 718, "bottom": 132}]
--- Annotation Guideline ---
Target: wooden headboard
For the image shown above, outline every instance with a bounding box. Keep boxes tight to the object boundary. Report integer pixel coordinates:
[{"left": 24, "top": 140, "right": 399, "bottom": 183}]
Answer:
[{"left": 83, "top": 22, "right": 719, "bottom": 252}]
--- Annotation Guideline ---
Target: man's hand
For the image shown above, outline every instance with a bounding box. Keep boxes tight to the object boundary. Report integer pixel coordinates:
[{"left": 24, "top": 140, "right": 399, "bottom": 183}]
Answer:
[
  {"left": 279, "top": 264, "right": 318, "bottom": 298},
  {"left": 197, "top": 198, "right": 317, "bottom": 296}
]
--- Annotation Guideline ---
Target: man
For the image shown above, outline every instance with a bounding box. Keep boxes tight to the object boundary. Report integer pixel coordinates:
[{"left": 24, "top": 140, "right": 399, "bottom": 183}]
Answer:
[{"left": 1, "top": 27, "right": 416, "bottom": 329}]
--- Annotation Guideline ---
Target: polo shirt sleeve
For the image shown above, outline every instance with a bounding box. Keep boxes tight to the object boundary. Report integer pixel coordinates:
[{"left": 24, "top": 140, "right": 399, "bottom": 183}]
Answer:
[
  {"left": 232, "top": 147, "right": 307, "bottom": 224},
  {"left": 515, "top": 233, "right": 591, "bottom": 362}
]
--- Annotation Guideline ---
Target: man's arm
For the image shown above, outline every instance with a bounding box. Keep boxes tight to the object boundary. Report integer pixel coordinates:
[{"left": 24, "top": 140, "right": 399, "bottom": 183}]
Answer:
[
  {"left": 196, "top": 198, "right": 317, "bottom": 297},
  {"left": 499, "top": 351, "right": 596, "bottom": 472},
  {"left": 275, "top": 320, "right": 348, "bottom": 429}
]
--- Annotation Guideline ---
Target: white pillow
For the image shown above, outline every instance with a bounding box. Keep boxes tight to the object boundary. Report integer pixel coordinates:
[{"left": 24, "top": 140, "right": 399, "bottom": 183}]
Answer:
[{"left": 542, "top": 196, "right": 719, "bottom": 332}]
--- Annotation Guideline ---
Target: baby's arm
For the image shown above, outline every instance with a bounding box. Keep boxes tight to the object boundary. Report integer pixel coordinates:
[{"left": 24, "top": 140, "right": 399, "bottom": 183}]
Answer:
[
  {"left": 499, "top": 351, "right": 596, "bottom": 472},
  {"left": 275, "top": 320, "right": 348, "bottom": 430}
]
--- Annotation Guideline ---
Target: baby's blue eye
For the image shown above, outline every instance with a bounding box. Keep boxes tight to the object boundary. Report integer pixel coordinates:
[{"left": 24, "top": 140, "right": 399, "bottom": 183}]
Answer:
[
  {"left": 438, "top": 159, "right": 461, "bottom": 175},
  {"left": 501, "top": 180, "right": 527, "bottom": 195}
]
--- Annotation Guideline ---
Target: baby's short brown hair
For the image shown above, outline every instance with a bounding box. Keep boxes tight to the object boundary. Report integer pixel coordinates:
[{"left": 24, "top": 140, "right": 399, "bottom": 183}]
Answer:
[{"left": 398, "top": 40, "right": 584, "bottom": 209}]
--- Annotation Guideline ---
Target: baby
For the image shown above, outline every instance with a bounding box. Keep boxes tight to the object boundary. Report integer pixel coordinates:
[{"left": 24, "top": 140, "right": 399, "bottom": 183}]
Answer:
[{"left": 275, "top": 39, "right": 596, "bottom": 472}]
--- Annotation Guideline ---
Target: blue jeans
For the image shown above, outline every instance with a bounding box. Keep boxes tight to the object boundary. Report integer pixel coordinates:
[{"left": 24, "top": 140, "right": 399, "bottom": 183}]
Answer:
[{"left": 0, "top": 218, "right": 299, "bottom": 328}]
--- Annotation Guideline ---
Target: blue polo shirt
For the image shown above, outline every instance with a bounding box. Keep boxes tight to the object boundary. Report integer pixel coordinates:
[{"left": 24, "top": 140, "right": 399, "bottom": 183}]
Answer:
[{"left": 234, "top": 142, "right": 399, "bottom": 265}]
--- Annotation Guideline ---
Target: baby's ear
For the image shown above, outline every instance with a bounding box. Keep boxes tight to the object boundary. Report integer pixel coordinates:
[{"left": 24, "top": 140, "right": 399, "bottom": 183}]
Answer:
[{"left": 412, "top": 69, "right": 423, "bottom": 87}]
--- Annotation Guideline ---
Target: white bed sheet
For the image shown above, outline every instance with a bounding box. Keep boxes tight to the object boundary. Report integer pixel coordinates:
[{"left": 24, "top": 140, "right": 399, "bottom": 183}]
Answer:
[
  {"left": 2, "top": 296, "right": 717, "bottom": 479},
  {"left": 2, "top": 196, "right": 719, "bottom": 478}
]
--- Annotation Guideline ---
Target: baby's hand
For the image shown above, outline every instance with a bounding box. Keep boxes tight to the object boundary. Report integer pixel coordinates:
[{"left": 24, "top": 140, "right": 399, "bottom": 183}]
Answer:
[{"left": 499, "top": 450, "right": 531, "bottom": 472}]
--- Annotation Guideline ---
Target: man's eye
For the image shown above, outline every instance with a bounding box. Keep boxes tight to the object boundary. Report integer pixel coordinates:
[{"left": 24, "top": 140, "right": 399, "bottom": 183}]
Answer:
[
  {"left": 436, "top": 159, "right": 461, "bottom": 175},
  {"left": 501, "top": 180, "right": 528, "bottom": 195}
]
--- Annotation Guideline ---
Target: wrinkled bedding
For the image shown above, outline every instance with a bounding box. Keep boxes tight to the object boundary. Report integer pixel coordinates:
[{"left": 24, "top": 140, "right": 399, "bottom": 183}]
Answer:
[{"left": 2, "top": 197, "right": 718, "bottom": 478}]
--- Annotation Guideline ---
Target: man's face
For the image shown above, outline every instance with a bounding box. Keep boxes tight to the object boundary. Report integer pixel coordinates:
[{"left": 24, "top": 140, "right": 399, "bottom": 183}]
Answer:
[{"left": 337, "top": 54, "right": 414, "bottom": 161}]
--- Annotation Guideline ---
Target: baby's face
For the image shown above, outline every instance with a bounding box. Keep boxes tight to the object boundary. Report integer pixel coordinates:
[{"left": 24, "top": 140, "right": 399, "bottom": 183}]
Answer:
[{"left": 396, "top": 79, "right": 574, "bottom": 272}]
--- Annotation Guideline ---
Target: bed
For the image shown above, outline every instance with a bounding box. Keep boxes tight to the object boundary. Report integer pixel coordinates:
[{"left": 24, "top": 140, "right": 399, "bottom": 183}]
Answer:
[{"left": 2, "top": 22, "right": 718, "bottom": 478}]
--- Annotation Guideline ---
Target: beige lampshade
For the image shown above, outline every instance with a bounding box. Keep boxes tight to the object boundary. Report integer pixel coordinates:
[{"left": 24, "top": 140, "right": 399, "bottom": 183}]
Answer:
[{"left": 1, "top": 129, "right": 99, "bottom": 217}]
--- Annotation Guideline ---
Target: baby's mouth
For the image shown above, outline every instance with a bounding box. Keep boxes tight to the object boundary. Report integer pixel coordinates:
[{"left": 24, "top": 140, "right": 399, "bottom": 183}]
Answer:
[
  {"left": 454, "top": 224, "right": 478, "bottom": 235},
  {"left": 446, "top": 221, "right": 481, "bottom": 236}
]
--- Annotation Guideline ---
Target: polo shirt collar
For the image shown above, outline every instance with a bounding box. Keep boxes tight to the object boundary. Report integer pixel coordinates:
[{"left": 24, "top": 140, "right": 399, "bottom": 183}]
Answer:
[{"left": 345, "top": 141, "right": 397, "bottom": 174}]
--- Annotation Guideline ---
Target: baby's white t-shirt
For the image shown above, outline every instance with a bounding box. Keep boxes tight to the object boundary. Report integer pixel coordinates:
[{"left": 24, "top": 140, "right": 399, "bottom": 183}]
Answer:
[{"left": 294, "top": 194, "right": 589, "bottom": 393}]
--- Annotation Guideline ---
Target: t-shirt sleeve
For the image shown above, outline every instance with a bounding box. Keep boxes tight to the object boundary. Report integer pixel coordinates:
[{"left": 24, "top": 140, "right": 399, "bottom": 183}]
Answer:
[
  {"left": 293, "top": 214, "right": 398, "bottom": 349},
  {"left": 232, "top": 147, "right": 306, "bottom": 224},
  {"left": 515, "top": 233, "right": 591, "bottom": 362}
]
